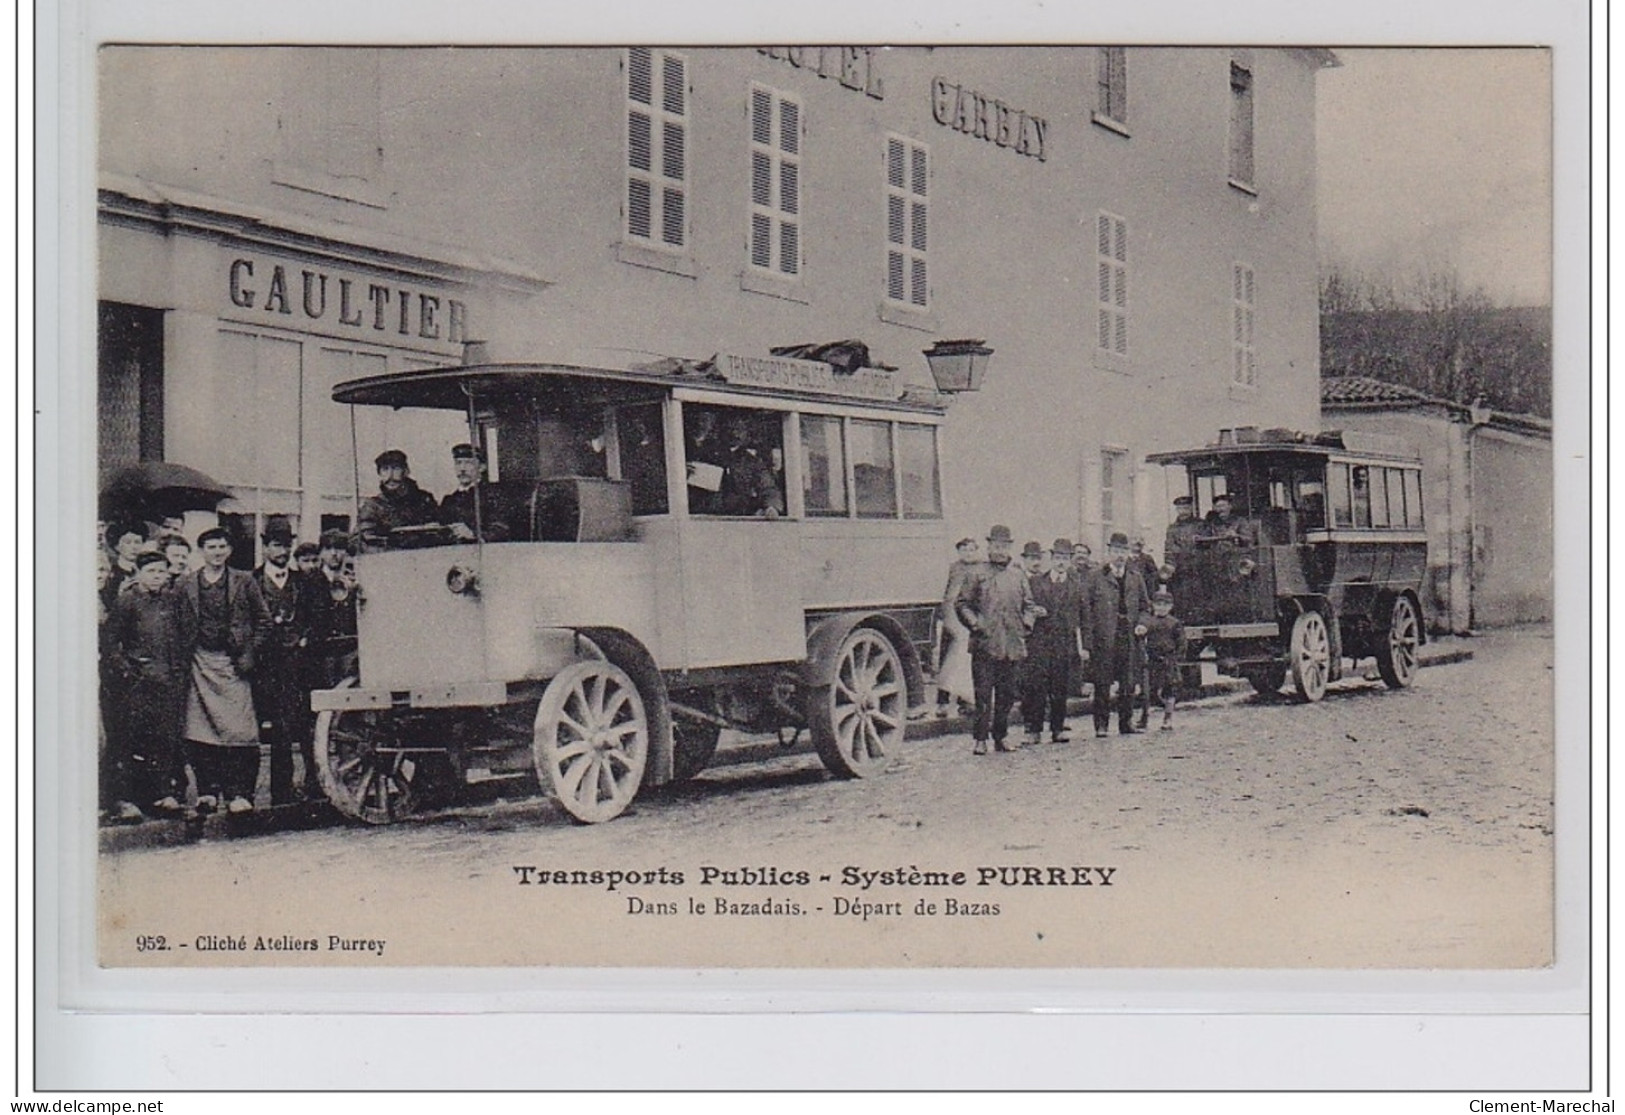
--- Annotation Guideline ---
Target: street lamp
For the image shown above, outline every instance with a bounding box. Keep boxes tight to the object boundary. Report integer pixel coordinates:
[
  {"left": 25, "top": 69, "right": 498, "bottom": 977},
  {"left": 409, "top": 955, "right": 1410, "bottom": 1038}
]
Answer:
[{"left": 922, "top": 339, "right": 994, "bottom": 394}]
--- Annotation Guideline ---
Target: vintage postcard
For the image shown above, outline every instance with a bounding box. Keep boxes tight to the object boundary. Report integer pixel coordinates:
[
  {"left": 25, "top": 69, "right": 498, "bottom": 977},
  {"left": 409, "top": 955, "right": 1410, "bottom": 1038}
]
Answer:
[{"left": 81, "top": 39, "right": 1562, "bottom": 977}]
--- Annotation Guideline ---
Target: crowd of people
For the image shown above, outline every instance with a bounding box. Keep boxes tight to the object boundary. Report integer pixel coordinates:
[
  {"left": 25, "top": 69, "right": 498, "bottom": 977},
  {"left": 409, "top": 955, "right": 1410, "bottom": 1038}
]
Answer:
[
  {"left": 937, "top": 527, "right": 1185, "bottom": 754},
  {"left": 97, "top": 514, "right": 359, "bottom": 826},
  {"left": 935, "top": 494, "right": 1266, "bottom": 753}
]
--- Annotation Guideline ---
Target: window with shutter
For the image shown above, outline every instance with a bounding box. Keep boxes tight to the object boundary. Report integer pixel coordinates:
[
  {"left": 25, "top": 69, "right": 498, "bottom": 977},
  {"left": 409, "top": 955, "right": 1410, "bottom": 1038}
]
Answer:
[
  {"left": 748, "top": 85, "right": 803, "bottom": 277},
  {"left": 1232, "top": 263, "right": 1256, "bottom": 385},
  {"left": 884, "top": 134, "right": 929, "bottom": 309},
  {"left": 1096, "top": 212, "right": 1129, "bottom": 356},
  {"left": 1228, "top": 62, "right": 1255, "bottom": 188},
  {"left": 1095, "top": 47, "right": 1128, "bottom": 127},
  {"left": 626, "top": 49, "right": 689, "bottom": 250}
]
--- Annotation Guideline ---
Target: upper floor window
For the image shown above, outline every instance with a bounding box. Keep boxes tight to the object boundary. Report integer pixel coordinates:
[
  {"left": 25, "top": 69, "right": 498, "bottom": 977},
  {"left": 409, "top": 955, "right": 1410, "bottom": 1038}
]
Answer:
[
  {"left": 1094, "top": 47, "right": 1128, "bottom": 129},
  {"left": 884, "top": 135, "right": 930, "bottom": 309},
  {"left": 749, "top": 85, "right": 802, "bottom": 277},
  {"left": 1096, "top": 212, "right": 1129, "bottom": 356},
  {"left": 626, "top": 48, "right": 689, "bottom": 249},
  {"left": 1232, "top": 263, "right": 1256, "bottom": 386},
  {"left": 1228, "top": 61, "right": 1255, "bottom": 189}
]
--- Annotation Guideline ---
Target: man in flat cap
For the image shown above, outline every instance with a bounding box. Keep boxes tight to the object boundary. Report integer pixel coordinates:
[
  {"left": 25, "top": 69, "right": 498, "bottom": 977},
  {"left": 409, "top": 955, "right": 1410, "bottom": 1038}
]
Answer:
[
  {"left": 1082, "top": 531, "right": 1152, "bottom": 737},
  {"left": 439, "top": 443, "right": 513, "bottom": 543},
  {"left": 1022, "top": 538, "right": 1086, "bottom": 745},
  {"left": 953, "top": 524, "right": 1039, "bottom": 755},
  {"left": 1163, "top": 495, "right": 1202, "bottom": 563},
  {"left": 176, "top": 527, "right": 271, "bottom": 815},
  {"left": 357, "top": 449, "right": 439, "bottom": 550},
  {"left": 252, "top": 516, "right": 315, "bottom": 804}
]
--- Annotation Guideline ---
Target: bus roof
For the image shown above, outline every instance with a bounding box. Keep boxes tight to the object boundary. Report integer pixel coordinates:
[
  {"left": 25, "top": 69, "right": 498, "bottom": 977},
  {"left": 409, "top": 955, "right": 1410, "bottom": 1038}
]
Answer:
[
  {"left": 332, "top": 361, "right": 948, "bottom": 415},
  {"left": 1146, "top": 429, "right": 1421, "bottom": 468}
]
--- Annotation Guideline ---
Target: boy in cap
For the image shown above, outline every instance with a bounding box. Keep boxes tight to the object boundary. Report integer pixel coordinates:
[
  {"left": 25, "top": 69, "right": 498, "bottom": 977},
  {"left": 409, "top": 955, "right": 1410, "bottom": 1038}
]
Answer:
[
  {"left": 105, "top": 550, "right": 189, "bottom": 821},
  {"left": 1022, "top": 538, "right": 1085, "bottom": 744},
  {"left": 357, "top": 449, "right": 439, "bottom": 550},
  {"left": 953, "top": 525, "right": 1039, "bottom": 754},
  {"left": 1142, "top": 586, "right": 1187, "bottom": 731}
]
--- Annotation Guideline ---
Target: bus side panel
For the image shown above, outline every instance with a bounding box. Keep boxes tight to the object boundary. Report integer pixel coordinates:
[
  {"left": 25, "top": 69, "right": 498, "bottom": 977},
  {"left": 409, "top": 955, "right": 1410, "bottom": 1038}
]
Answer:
[
  {"left": 676, "top": 520, "right": 807, "bottom": 668},
  {"left": 482, "top": 543, "right": 664, "bottom": 680},
  {"left": 795, "top": 519, "right": 946, "bottom": 612}
]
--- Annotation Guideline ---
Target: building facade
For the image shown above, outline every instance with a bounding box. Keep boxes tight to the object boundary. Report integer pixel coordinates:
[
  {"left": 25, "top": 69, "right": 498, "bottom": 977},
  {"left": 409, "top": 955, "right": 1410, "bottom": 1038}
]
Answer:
[
  {"left": 98, "top": 46, "right": 1330, "bottom": 563},
  {"left": 1322, "top": 376, "right": 1553, "bottom": 631}
]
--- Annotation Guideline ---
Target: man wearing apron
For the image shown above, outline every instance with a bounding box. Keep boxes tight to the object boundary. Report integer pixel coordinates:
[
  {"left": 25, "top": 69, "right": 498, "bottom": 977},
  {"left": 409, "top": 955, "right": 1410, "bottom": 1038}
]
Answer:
[{"left": 177, "top": 527, "right": 271, "bottom": 815}]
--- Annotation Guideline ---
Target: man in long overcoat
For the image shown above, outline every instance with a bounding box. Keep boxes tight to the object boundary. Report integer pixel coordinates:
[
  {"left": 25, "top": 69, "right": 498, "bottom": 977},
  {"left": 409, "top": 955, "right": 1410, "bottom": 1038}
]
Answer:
[
  {"left": 1022, "top": 538, "right": 1086, "bottom": 745},
  {"left": 1083, "top": 532, "right": 1152, "bottom": 737},
  {"left": 954, "top": 524, "right": 1039, "bottom": 754},
  {"left": 177, "top": 527, "right": 271, "bottom": 814},
  {"left": 252, "top": 516, "right": 315, "bottom": 804}
]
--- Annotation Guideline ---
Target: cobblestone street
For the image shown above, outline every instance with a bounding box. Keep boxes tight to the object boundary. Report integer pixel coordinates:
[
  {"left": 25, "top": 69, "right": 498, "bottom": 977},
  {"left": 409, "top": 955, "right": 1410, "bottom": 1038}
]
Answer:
[{"left": 98, "top": 626, "right": 1553, "bottom": 969}]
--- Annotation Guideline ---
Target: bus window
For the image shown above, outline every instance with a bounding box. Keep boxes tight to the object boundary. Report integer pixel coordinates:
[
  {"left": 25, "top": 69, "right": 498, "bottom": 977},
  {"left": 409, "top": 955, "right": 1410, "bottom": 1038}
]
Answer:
[
  {"left": 898, "top": 423, "right": 942, "bottom": 518},
  {"left": 1350, "top": 465, "right": 1372, "bottom": 528},
  {"left": 801, "top": 414, "right": 848, "bottom": 517},
  {"left": 1403, "top": 469, "right": 1424, "bottom": 527},
  {"left": 1328, "top": 462, "right": 1352, "bottom": 527},
  {"left": 1296, "top": 477, "right": 1326, "bottom": 530},
  {"left": 615, "top": 402, "right": 668, "bottom": 516},
  {"left": 686, "top": 403, "right": 786, "bottom": 518},
  {"left": 1370, "top": 467, "right": 1392, "bottom": 527},
  {"left": 1195, "top": 473, "right": 1228, "bottom": 517},
  {"left": 850, "top": 419, "right": 898, "bottom": 518}
]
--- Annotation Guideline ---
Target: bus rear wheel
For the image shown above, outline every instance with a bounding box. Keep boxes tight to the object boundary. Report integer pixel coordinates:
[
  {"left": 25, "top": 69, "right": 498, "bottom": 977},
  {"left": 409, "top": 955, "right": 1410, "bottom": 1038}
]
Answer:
[
  {"left": 809, "top": 627, "right": 906, "bottom": 779},
  {"left": 314, "top": 682, "right": 424, "bottom": 826},
  {"left": 1376, "top": 595, "right": 1421, "bottom": 689},
  {"left": 1244, "top": 664, "right": 1287, "bottom": 696}
]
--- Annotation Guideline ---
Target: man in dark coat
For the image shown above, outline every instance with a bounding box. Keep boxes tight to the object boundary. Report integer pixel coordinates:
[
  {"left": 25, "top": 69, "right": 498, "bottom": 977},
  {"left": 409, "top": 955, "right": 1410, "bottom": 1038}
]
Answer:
[
  {"left": 177, "top": 527, "right": 272, "bottom": 814},
  {"left": 954, "top": 524, "right": 1039, "bottom": 755},
  {"left": 106, "top": 550, "right": 189, "bottom": 820},
  {"left": 1083, "top": 531, "right": 1152, "bottom": 737},
  {"left": 357, "top": 449, "right": 439, "bottom": 550},
  {"left": 1022, "top": 538, "right": 1086, "bottom": 745},
  {"left": 303, "top": 529, "right": 359, "bottom": 692},
  {"left": 252, "top": 516, "right": 316, "bottom": 804},
  {"left": 438, "top": 442, "right": 514, "bottom": 542}
]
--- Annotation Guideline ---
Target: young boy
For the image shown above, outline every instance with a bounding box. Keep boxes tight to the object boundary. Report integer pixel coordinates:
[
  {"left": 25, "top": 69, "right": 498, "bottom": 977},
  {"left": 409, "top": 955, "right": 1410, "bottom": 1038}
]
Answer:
[
  {"left": 106, "top": 550, "right": 188, "bottom": 819},
  {"left": 1142, "top": 586, "right": 1187, "bottom": 731}
]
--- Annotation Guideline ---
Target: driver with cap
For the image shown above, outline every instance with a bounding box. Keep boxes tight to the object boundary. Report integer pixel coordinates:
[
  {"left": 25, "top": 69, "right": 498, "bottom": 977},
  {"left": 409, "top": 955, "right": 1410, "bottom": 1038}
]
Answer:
[
  {"left": 357, "top": 449, "right": 439, "bottom": 550},
  {"left": 438, "top": 443, "right": 513, "bottom": 543}
]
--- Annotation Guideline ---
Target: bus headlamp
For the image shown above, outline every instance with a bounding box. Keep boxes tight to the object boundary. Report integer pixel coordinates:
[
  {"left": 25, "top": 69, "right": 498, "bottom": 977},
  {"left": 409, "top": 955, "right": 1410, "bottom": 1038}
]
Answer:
[
  {"left": 1236, "top": 557, "right": 1257, "bottom": 578},
  {"left": 446, "top": 564, "right": 481, "bottom": 596}
]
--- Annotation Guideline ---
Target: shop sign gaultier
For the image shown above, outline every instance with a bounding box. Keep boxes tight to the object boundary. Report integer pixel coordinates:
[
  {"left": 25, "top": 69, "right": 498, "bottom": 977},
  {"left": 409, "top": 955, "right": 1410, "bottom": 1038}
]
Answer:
[
  {"left": 226, "top": 254, "right": 469, "bottom": 348},
  {"left": 716, "top": 353, "right": 901, "bottom": 401}
]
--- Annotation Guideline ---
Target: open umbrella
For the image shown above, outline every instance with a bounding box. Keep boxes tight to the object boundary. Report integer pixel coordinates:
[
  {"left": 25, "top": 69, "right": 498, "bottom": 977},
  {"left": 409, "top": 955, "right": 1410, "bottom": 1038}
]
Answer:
[{"left": 100, "top": 461, "right": 233, "bottom": 522}]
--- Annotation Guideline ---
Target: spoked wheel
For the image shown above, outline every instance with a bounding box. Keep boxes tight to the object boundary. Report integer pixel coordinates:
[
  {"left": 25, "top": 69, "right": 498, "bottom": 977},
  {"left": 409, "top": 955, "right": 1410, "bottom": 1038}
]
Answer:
[
  {"left": 809, "top": 627, "right": 906, "bottom": 778},
  {"left": 534, "top": 659, "right": 649, "bottom": 823},
  {"left": 1244, "top": 664, "right": 1287, "bottom": 696},
  {"left": 314, "top": 681, "right": 423, "bottom": 825},
  {"left": 1376, "top": 594, "right": 1421, "bottom": 689},
  {"left": 1288, "top": 611, "right": 1332, "bottom": 703}
]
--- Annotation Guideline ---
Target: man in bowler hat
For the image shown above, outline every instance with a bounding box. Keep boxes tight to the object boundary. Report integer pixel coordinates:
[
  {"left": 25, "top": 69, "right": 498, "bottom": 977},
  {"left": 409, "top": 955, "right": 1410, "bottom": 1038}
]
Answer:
[
  {"left": 953, "top": 524, "right": 1039, "bottom": 754},
  {"left": 252, "top": 516, "right": 316, "bottom": 804},
  {"left": 1022, "top": 538, "right": 1086, "bottom": 745},
  {"left": 1083, "top": 532, "right": 1153, "bottom": 737}
]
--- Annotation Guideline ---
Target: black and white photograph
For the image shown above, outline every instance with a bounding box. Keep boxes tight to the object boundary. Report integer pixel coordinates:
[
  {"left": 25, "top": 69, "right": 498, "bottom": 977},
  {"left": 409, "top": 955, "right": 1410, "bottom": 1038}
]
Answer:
[
  {"left": 79, "top": 38, "right": 1566, "bottom": 975},
  {"left": 31, "top": 0, "right": 1598, "bottom": 1090}
]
